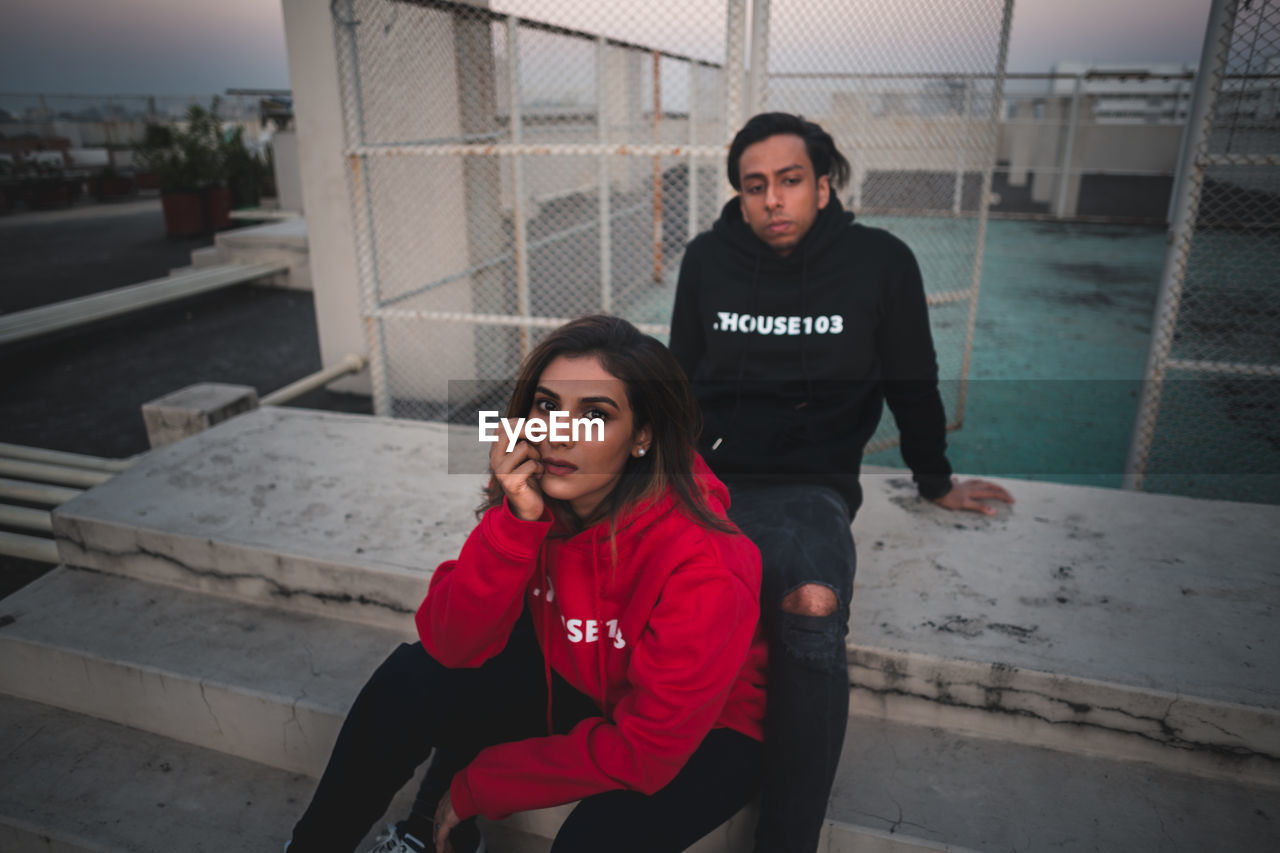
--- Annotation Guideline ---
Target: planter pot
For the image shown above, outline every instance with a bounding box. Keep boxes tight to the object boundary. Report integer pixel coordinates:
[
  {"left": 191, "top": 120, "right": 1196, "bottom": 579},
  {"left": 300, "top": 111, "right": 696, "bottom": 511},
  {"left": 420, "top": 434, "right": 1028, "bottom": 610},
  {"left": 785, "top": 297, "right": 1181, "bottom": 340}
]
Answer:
[
  {"left": 204, "top": 186, "right": 232, "bottom": 231},
  {"left": 161, "top": 191, "right": 206, "bottom": 238}
]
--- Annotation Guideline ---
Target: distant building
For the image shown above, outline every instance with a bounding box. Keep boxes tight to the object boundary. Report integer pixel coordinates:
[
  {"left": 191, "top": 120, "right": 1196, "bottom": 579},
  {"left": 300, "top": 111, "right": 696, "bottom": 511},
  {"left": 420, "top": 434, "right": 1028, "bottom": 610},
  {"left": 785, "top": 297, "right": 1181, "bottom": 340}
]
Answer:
[{"left": 1047, "top": 62, "right": 1196, "bottom": 124}]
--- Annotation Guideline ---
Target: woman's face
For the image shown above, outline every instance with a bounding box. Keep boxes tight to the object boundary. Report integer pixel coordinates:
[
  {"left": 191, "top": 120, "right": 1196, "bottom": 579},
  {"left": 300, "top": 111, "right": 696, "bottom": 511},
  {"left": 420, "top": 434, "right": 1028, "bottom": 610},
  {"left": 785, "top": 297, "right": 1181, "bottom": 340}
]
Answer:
[{"left": 528, "top": 354, "right": 650, "bottom": 520}]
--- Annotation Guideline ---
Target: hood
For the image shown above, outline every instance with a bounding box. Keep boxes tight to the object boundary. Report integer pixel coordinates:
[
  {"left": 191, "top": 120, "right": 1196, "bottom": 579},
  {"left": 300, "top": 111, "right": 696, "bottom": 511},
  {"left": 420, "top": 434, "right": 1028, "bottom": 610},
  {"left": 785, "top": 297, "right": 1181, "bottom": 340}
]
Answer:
[{"left": 712, "top": 193, "right": 854, "bottom": 268}]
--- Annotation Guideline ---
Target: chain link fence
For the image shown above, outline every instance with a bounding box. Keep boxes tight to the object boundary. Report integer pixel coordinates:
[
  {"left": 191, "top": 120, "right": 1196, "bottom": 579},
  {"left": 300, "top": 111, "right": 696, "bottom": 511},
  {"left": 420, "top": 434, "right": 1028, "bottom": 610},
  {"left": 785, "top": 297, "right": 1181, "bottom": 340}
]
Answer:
[
  {"left": 334, "top": 0, "right": 1012, "bottom": 448},
  {"left": 762, "top": 0, "right": 1012, "bottom": 450},
  {"left": 1126, "top": 0, "right": 1280, "bottom": 504}
]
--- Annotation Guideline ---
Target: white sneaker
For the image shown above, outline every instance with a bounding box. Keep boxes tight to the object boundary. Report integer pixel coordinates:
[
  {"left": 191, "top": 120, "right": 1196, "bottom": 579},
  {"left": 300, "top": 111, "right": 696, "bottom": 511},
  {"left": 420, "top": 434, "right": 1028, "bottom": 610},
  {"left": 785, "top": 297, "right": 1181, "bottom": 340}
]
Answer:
[{"left": 366, "top": 824, "right": 428, "bottom": 853}]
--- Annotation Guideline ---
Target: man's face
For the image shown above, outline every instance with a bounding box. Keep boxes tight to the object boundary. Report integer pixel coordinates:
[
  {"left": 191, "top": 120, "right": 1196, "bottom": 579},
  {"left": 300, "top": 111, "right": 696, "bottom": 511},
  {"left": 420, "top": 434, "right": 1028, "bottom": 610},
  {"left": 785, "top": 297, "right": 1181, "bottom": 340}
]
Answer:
[{"left": 737, "top": 133, "right": 831, "bottom": 257}]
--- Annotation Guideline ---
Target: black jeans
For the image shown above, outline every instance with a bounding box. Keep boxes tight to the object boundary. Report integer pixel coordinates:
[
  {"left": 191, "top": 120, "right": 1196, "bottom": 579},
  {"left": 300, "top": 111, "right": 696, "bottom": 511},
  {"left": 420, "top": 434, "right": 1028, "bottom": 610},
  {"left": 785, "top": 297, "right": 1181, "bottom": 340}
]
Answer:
[
  {"left": 290, "top": 611, "right": 762, "bottom": 852},
  {"left": 725, "top": 482, "right": 856, "bottom": 853}
]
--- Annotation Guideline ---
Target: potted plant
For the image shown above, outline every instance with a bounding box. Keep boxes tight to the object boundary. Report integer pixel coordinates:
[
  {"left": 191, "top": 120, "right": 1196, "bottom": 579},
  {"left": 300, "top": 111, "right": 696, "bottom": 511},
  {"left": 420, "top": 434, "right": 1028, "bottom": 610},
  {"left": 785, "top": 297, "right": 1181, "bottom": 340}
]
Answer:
[
  {"left": 222, "top": 125, "right": 269, "bottom": 210},
  {"left": 134, "top": 99, "right": 230, "bottom": 237}
]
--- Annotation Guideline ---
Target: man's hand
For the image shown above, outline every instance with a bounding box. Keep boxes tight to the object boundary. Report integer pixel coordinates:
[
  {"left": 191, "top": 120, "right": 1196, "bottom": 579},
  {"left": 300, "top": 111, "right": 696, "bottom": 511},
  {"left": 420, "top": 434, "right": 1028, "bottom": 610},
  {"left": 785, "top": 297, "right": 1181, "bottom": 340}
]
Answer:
[
  {"left": 932, "top": 477, "right": 1014, "bottom": 516},
  {"left": 434, "top": 791, "right": 461, "bottom": 853}
]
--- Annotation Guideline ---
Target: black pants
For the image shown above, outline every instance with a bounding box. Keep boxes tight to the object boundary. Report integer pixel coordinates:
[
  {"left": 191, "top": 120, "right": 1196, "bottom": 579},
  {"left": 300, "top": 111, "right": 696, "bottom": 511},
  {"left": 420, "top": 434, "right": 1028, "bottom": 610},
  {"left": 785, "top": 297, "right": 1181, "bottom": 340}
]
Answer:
[
  {"left": 725, "top": 482, "right": 856, "bottom": 853},
  {"left": 290, "top": 611, "right": 761, "bottom": 852}
]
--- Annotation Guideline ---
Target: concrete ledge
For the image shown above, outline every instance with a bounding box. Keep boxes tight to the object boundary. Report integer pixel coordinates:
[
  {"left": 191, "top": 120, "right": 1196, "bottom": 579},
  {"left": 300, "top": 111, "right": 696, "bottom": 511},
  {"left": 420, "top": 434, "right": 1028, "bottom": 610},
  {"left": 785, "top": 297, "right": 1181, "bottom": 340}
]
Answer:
[
  {"left": 52, "top": 408, "right": 485, "bottom": 631},
  {"left": 141, "top": 382, "right": 258, "bottom": 449},
  {"left": 848, "top": 645, "right": 1280, "bottom": 787}
]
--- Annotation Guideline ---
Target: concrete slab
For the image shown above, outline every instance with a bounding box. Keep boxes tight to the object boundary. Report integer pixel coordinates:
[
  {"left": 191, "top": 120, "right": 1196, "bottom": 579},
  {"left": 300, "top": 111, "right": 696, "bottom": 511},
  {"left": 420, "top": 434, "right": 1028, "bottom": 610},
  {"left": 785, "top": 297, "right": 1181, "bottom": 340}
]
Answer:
[
  {"left": 53, "top": 407, "right": 486, "bottom": 631},
  {"left": 214, "top": 217, "right": 309, "bottom": 290},
  {"left": 0, "top": 566, "right": 408, "bottom": 776}
]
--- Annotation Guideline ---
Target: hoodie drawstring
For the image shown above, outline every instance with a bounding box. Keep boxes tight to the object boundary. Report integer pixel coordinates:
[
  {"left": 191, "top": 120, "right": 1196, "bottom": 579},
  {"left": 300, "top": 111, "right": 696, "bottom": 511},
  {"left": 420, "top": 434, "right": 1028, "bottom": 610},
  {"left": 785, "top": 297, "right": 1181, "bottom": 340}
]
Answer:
[
  {"left": 594, "top": 527, "right": 609, "bottom": 720},
  {"left": 540, "top": 541, "right": 554, "bottom": 736},
  {"left": 717, "top": 254, "right": 762, "bottom": 453}
]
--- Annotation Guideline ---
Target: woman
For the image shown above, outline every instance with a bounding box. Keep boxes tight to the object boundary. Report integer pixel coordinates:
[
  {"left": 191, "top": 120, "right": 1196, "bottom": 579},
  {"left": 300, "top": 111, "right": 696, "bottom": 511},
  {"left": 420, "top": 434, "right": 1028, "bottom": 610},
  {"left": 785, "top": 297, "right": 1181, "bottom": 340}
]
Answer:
[{"left": 288, "top": 315, "right": 768, "bottom": 853}]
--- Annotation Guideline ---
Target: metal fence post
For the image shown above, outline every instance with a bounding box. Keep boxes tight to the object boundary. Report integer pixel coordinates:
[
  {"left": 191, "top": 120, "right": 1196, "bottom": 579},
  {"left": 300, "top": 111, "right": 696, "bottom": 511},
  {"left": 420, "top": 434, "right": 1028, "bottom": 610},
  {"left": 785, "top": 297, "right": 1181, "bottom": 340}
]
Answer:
[
  {"left": 1124, "top": 0, "right": 1238, "bottom": 491},
  {"left": 748, "top": 0, "right": 771, "bottom": 116},
  {"left": 507, "top": 16, "right": 531, "bottom": 358},
  {"left": 687, "top": 64, "right": 701, "bottom": 245},
  {"left": 652, "top": 51, "right": 664, "bottom": 283},
  {"left": 724, "top": 0, "right": 747, "bottom": 149},
  {"left": 597, "top": 35, "right": 614, "bottom": 313},
  {"left": 954, "top": 0, "right": 1015, "bottom": 428},
  {"left": 335, "top": 0, "right": 393, "bottom": 417}
]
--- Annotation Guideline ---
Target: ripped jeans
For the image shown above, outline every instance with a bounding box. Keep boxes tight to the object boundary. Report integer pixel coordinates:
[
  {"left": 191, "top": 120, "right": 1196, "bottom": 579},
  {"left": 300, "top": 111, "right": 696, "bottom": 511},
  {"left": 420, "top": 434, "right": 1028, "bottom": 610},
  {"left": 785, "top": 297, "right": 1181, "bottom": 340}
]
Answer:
[{"left": 725, "top": 481, "right": 855, "bottom": 853}]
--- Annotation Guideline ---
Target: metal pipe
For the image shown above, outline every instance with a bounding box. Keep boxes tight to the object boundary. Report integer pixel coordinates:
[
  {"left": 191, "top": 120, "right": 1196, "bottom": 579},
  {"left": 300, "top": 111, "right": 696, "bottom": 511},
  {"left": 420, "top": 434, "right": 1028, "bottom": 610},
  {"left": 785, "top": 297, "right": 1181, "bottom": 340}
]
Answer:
[
  {"left": 652, "top": 50, "right": 664, "bottom": 283},
  {"left": 1165, "top": 358, "right": 1280, "bottom": 377},
  {"left": 371, "top": 308, "right": 669, "bottom": 337},
  {"left": 0, "top": 443, "right": 136, "bottom": 473},
  {"left": 1055, "top": 75, "right": 1083, "bottom": 219},
  {"left": 261, "top": 354, "right": 368, "bottom": 406},
  {"left": 0, "top": 477, "right": 81, "bottom": 506},
  {"left": 0, "top": 460, "right": 113, "bottom": 489},
  {"left": 597, "top": 36, "right": 613, "bottom": 312},
  {"left": 349, "top": 142, "right": 729, "bottom": 158},
  {"left": 0, "top": 531, "right": 59, "bottom": 565},
  {"left": 748, "top": 0, "right": 771, "bottom": 115},
  {"left": 0, "top": 504, "right": 53, "bottom": 533},
  {"left": 508, "top": 15, "right": 531, "bottom": 357},
  {"left": 1124, "top": 0, "right": 1238, "bottom": 491}
]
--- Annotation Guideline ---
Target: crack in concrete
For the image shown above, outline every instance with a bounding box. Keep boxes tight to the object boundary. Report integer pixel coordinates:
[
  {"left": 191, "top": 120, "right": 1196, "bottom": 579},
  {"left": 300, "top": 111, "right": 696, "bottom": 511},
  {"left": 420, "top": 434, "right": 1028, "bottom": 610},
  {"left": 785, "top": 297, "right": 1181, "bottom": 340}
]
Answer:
[
  {"left": 3, "top": 723, "right": 49, "bottom": 761},
  {"left": 852, "top": 681, "right": 1279, "bottom": 764},
  {"left": 198, "top": 681, "right": 224, "bottom": 735},
  {"left": 57, "top": 529, "right": 412, "bottom": 615}
]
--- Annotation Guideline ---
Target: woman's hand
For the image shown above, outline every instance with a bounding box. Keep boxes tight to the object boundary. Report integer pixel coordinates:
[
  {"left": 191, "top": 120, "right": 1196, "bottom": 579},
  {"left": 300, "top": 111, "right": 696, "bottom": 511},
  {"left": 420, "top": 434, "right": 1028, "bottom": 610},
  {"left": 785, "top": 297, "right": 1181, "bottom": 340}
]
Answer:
[
  {"left": 433, "top": 791, "right": 461, "bottom": 853},
  {"left": 490, "top": 437, "right": 545, "bottom": 521}
]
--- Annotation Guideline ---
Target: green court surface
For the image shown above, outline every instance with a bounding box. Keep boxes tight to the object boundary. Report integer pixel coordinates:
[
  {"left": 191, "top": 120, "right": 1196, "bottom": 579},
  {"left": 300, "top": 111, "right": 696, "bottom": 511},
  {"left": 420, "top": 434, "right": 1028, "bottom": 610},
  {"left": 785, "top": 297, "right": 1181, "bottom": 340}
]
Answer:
[{"left": 859, "top": 217, "right": 1280, "bottom": 504}]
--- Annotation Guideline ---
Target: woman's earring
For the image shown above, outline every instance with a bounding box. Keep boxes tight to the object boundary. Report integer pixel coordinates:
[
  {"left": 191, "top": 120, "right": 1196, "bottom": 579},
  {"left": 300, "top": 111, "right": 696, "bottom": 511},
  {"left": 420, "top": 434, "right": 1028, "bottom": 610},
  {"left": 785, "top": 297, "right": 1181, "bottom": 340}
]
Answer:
[{"left": 636, "top": 447, "right": 647, "bottom": 457}]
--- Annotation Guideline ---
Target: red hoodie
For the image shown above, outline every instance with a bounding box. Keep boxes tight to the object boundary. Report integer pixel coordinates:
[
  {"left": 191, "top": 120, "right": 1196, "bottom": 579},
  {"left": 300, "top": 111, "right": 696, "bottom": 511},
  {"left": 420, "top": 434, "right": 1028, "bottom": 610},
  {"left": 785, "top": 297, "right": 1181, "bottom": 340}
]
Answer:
[{"left": 415, "top": 456, "right": 767, "bottom": 821}]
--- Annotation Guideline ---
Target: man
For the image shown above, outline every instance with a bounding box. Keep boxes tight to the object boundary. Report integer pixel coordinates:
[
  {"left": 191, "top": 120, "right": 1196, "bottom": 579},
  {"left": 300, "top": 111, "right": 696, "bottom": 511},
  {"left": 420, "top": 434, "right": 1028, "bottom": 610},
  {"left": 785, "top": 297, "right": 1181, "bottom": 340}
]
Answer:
[{"left": 669, "top": 112, "right": 1013, "bottom": 853}]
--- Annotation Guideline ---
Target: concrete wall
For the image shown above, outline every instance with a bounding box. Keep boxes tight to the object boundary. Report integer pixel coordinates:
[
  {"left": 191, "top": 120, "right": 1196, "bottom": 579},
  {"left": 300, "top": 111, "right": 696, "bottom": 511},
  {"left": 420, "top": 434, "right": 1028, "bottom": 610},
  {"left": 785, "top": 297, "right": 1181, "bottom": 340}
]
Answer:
[
  {"left": 271, "top": 130, "right": 304, "bottom": 213},
  {"left": 998, "top": 95, "right": 1184, "bottom": 216}
]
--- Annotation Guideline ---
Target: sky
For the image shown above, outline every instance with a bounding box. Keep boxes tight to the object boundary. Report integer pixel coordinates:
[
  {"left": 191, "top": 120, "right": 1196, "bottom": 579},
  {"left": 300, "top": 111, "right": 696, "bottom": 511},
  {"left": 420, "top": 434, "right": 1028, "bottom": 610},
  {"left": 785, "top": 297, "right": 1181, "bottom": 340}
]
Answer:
[{"left": 0, "top": 0, "right": 1212, "bottom": 97}]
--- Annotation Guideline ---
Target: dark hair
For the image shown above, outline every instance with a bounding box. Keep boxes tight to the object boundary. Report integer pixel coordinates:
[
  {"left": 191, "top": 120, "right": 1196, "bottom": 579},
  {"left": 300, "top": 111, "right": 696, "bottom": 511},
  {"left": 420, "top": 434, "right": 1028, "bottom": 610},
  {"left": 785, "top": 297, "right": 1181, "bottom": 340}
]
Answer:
[
  {"left": 480, "top": 314, "right": 733, "bottom": 535},
  {"left": 727, "top": 112, "right": 850, "bottom": 193}
]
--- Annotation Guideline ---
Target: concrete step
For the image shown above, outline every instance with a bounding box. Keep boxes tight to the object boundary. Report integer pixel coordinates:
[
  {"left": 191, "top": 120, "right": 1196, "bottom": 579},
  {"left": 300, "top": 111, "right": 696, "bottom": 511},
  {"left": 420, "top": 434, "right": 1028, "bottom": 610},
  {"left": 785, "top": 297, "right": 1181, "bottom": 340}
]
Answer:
[
  {"left": 0, "top": 694, "right": 416, "bottom": 853},
  {"left": 4, "top": 567, "right": 1277, "bottom": 851},
  {"left": 0, "top": 565, "right": 409, "bottom": 777},
  {"left": 0, "top": 569, "right": 934, "bottom": 853},
  {"left": 214, "top": 217, "right": 309, "bottom": 290}
]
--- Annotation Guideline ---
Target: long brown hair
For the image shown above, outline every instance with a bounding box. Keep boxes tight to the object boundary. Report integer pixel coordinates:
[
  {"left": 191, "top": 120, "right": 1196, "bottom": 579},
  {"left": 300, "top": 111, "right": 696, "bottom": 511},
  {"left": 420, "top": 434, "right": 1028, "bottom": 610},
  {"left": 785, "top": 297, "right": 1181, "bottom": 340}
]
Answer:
[{"left": 479, "top": 314, "right": 734, "bottom": 534}]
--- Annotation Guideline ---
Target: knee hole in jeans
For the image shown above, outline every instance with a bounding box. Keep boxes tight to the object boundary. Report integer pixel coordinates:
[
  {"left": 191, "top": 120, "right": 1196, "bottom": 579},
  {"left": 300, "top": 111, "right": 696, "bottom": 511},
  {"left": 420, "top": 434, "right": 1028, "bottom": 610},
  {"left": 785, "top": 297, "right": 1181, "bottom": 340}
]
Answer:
[{"left": 780, "top": 583, "right": 838, "bottom": 617}]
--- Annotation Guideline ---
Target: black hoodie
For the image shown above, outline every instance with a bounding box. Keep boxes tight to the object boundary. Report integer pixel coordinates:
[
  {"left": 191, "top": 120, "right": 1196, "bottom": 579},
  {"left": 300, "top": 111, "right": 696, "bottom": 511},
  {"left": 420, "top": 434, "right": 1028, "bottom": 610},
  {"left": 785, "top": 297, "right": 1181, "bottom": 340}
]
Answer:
[{"left": 669, "top": 195, "right": 953, "bottom": 517}]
